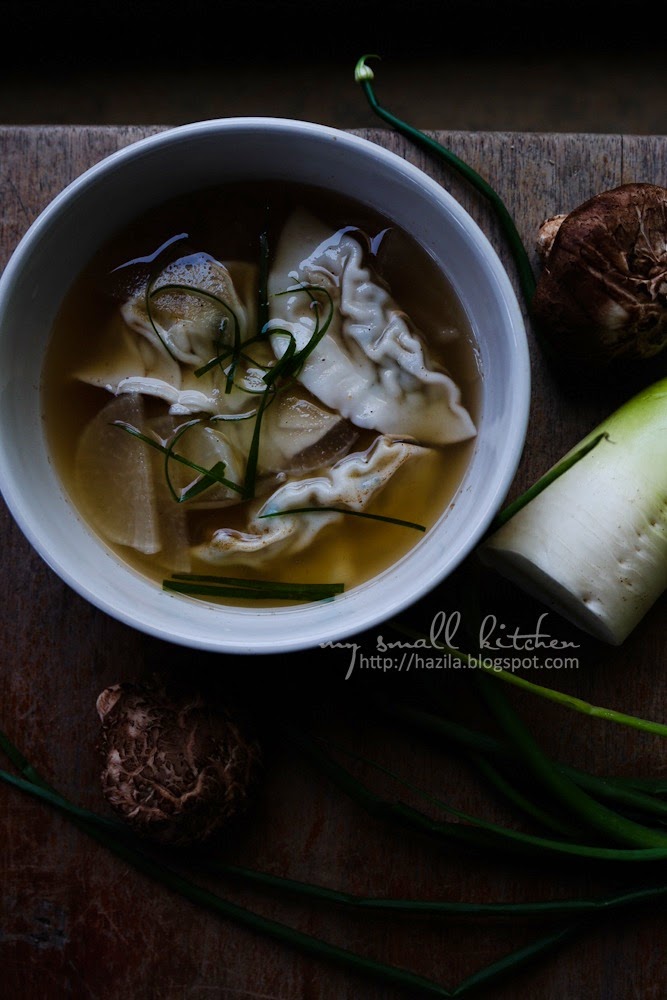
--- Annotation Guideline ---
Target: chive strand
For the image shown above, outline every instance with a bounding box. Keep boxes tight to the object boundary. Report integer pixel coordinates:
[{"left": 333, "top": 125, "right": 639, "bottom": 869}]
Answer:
[
  {"left": 489, "top": 432, "right": 610, "bottom": 530},
  {"left": 386, "top": 619, "right": 667, "bottom": 740},
  {"left": 354, "top": 55, "right": 537, "bottom": 309},
  {"left": 0, "top": 729, "right": 52, "bottom": 789},
  {"left": 450, "top": 923, "right": 584, "bottom": 998},
  {"left": 162, "top": 418, "right": 203, "bottom": 502},
  {"left": 163, "top": 580, "right": 341, "bottom": 602},
  {"left": 368, "top": 696, "right": 667, "bottom": 824},
  {"left": 469, "top": 752, "right": 579, "bottom": 837},
  {"left": 606, "top": 776, "right": 667, "bottom": 795},
  {"left": 242, "top": 381, "right": 274, "bottom": 498},
  {"left": 486, "top": 666, "right": 667, "bottom": 739},
  {"left": 475, "top": 674, "right": 667, "bottom": 849},
  {"left": 259, "top": 506, "right": 426, "bottom": 532},
  {"left": 283, "top": 725, "right": 667, "bottom": 863},
  {"left": 169, "top": 572, "right": 343, "bottom": 595},
  {"left": 209, "top": 861, "right": 667, "bottom": 920},
  {"left": 312, "top": 732, "right": 580, "bottom": 843},
  {"left": 0, "top": 767, "right": 129, "bottom": 835},
  {"left": 0, "top": 764, "right": 456, "bottom": 999}
]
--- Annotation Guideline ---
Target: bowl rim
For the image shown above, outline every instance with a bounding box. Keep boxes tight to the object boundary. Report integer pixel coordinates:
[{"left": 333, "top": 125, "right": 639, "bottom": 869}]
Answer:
[{"left": 0, "top": 116, "right": 531, "bottom": 654}]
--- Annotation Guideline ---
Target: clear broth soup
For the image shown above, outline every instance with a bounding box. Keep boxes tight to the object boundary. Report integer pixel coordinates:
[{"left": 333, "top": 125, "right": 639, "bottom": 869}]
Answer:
[{"left": 42, "top": 181, "right": 481, "bottom": 605}]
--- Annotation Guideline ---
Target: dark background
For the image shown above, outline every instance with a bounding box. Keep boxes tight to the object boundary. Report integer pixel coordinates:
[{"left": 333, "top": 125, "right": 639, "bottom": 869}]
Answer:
[{"left": 0, "top": 0, "right": 664, "bottom": 133}]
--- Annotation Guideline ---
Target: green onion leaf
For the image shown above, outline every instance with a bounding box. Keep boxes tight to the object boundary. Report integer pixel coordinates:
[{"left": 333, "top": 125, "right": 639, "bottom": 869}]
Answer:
[
  {"left": 283, "top": 725, "right": 667, "bottom": 863},
  {"left": 489, "top": 432, "right": 610, "bottom": 531},
  {"left": 163, "top": 573, "right": 344, "bottom": 602},
  {"left": 112, "top": 420, "right": 244, "bottom": 501},
  {"left": 242, "top": 382, "right": 274, "bottom": 499},
  {"left": 354, "top": 54, "right": 537, "bottom": 309},
  {"left": 272, "top": 284, "right": 334, "bottom": 378},
  {"left": 259, "top": 506, "right": 426, "bottom": 532}
]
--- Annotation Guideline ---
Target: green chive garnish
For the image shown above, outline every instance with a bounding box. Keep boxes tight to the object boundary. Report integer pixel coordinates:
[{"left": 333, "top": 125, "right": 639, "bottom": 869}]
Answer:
[
  {"left": 112, "top": 420, "right": 245, "bottom": 501},
  {"left": 259, "top": 507, "right": 426, "bottom": 532},
  {"left": 163, "top": 572, "right": 344, "bottom": 602}
]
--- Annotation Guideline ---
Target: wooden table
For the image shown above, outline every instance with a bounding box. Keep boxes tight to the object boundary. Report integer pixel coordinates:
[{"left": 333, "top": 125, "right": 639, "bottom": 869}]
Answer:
[{"left": 1, "top": 126, "right": 666, "bottom": 1000}]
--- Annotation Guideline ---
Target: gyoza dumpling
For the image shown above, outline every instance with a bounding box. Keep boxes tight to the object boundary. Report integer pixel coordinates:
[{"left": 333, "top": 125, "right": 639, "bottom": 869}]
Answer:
[
  {"left": 192, "top": 434, "right": 428, "bottom": 566},
  {"left": 123, "top": 252, "right": 258, "bottom": 369},
  {"left": 221, "top": 390, "right": 358, "bottom": 476},
  {"left": 267, "top": 209, "right": 476, "bottom": 446},
  {"left": 148, "top": 395, "right": 358, "bottom": 507},
  {"left": 76, "top": 255, "right": 265, "bottom": 415}
]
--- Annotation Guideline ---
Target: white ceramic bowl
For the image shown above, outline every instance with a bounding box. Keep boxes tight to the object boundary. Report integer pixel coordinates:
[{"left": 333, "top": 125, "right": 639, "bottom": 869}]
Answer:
[{"left": 0, "top": 118, "right": 530, "bottom": 654}]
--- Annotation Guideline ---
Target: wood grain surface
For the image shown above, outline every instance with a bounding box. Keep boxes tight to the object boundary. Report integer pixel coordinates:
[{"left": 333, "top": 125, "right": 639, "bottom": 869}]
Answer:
[{"left": 1, "top": 126, "right": 666, "bottom": 1000}]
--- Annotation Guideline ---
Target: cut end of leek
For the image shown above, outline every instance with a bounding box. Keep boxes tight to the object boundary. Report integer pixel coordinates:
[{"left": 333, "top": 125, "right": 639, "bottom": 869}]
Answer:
[
  {"left": 478, "top": 377, "right": 667, "bottom": 647},
  {"left": 478, "top": 547, "right": 632, "bottom": 646}
]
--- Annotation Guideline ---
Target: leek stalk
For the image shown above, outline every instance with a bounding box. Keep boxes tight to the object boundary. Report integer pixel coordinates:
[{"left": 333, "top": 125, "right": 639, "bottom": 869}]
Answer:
[{"left": 479, "top": 378, "right": 667, "bottom": 644}]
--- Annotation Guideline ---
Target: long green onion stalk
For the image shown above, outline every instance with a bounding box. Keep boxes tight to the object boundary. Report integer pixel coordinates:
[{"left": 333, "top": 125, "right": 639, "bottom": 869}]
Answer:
[
  {"left": 3, "top": 718, "right": 667, "bottom": 997},
  {"left": 354, "top": 55, "right": 537, "bottom": 308},
  {"left": 212, "top": 860, "right": 667, "bottom": 920},
  {"left": 0, "top": 726, "right": 609, "bottom": 999},
  {"left": 387, "top": 618, "right": 667, "bottom": 740},
  {"left": 367, "top": 694, "right": 667, "bottom": 824},
  {"left": 0, "top": 762, "right": 451, "bottom": 997},
  {"left": 281, "top": 725, "right": 667, "bottom": 864}
]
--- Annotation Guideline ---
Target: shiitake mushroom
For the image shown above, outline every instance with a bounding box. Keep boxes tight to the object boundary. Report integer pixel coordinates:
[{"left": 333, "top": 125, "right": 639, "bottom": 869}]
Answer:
[
  {"left": 532, "top": 183, "right": 667, "bottom": 366},
  {"left": 97, "top": 677, "right": 262, "bottom": 847}
]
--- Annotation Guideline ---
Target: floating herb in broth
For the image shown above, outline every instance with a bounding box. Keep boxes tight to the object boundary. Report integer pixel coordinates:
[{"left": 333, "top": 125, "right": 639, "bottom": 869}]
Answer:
[{"left": 41, "top": 181, "right": 481, "bottom": 605}]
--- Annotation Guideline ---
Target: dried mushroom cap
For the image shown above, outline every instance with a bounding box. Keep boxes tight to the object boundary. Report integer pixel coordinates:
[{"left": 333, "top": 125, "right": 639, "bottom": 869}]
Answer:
[
  {"left": 532, "top": 183, "right": 667, "bottom": 363},
  {"left": 97, "top": 678, "right": 262, "bottom": 847}
]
